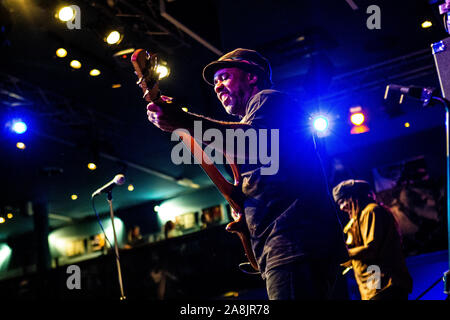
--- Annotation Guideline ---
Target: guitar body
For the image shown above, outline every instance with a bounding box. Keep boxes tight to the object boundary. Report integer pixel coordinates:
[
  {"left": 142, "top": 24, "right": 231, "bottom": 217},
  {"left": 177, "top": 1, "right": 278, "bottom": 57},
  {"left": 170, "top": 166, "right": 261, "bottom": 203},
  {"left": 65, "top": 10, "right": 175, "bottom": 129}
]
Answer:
[
  {"left": 225, "top": 214, "right": 258, "bottom": 271},
  {"left": 131, "top": 49, "right": 259, "bottom": 272}
]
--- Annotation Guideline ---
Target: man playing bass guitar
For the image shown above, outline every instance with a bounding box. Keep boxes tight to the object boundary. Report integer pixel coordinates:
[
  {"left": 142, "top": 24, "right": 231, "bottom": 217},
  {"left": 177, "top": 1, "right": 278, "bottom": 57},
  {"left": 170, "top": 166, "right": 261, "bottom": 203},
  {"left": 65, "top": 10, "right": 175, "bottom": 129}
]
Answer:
[{"left": 146, "top": 48, "right": 348, "bottom": 300}]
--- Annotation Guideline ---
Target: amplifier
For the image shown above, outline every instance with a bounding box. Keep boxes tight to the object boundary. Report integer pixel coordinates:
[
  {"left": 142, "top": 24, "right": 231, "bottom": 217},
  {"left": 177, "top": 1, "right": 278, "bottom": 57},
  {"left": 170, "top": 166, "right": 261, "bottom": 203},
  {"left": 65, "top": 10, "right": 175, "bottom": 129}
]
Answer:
[{"left": 432, "top": 37, "right": 450, "bottom": 99}]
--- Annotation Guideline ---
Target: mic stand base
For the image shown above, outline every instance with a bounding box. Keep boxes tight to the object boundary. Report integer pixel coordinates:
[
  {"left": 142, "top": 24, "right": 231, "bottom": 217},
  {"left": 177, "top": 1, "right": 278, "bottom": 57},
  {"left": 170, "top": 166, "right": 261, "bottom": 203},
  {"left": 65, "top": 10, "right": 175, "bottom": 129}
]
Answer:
[{"left": 107, "top": 191, "right": 126, "bottom": 301}]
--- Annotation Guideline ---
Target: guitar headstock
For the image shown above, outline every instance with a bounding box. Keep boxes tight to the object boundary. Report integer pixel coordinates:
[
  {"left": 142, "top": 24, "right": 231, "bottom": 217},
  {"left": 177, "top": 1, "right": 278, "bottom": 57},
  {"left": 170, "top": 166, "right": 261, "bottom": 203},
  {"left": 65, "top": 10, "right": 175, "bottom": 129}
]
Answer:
[{"left": 131, "top": 49, "right": 161, "bottom": 102}]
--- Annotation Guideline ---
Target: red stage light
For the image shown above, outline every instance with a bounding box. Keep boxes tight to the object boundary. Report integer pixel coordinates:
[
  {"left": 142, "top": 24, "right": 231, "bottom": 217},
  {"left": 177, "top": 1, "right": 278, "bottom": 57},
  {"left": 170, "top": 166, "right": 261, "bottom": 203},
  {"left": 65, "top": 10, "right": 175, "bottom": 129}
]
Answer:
[{"left": 349, "top": 106, "right": 369, "bottom": 134}]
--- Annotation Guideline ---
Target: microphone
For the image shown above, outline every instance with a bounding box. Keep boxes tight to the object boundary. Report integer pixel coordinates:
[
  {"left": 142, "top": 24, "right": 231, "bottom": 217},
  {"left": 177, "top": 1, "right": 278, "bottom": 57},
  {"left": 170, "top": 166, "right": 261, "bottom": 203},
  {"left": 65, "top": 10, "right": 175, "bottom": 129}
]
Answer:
[{"left": 91, "top": 174, "right": 126, "bottom": 198}]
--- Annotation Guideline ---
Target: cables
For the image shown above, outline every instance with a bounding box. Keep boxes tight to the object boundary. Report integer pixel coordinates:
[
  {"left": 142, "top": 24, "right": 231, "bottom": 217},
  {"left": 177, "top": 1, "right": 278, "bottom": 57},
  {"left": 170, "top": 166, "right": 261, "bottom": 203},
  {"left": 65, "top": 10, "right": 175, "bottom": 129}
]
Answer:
[
  {"left": 312, "top": 132, "right": 345, "bottom": 231},
  {"left": 92, "top": 196, "right": 127, "bottom": 300},
  {"left": 91, "top": 197, "right": 119, "bottom": 261},
  {"left": 238, "top": 262, "right": 260, "bottom": 275},
  {"left": 415, "top": 274, "right": 444, "bottom": 300}
]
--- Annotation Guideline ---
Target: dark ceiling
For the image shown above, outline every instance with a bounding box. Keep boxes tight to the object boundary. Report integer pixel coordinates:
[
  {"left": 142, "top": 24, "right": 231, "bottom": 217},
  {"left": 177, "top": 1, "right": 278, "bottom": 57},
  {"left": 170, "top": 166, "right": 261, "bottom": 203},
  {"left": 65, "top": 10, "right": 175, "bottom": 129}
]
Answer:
[{"left": 0, "top": 0, "right": 448, "bottom": 240}]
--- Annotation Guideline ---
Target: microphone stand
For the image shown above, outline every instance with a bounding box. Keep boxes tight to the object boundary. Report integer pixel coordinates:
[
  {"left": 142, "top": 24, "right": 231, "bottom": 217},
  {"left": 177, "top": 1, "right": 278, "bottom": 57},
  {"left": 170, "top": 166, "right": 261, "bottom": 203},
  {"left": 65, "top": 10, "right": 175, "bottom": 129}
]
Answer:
[{"left": 106, "top": 191, "right": 126, "bottom": 300}]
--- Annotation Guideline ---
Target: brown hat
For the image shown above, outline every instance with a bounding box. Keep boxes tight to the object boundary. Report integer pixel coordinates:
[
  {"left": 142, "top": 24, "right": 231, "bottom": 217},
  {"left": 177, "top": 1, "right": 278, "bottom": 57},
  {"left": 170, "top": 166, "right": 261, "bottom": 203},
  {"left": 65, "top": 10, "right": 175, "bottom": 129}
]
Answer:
[
  {"left": 332, "top": 179, "right": 373, "bottom": 203},
  {"left": 202, "top": 48, "right": 273, "bottom": 87}
]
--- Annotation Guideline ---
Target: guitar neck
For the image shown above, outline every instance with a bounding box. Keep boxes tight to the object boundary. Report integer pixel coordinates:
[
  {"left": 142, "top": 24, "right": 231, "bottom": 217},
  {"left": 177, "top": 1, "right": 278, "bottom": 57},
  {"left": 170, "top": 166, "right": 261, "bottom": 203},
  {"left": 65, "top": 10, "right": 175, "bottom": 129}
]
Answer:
[
  {"left": 131, "top": 49, "right": 242, "bottom": 213},
  {"left": 175, "top": 130, "right": 242, "bottom": 213}
]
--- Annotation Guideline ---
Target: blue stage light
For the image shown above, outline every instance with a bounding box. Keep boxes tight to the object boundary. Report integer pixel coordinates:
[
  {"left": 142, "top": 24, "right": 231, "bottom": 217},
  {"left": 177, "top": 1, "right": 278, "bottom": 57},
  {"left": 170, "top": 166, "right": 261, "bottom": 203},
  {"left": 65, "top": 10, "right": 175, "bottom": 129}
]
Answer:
[
  {"left": 313, "top": 116, "right": 329, "bottom": 132},
  {"left": 11, "top": 120, "right": 27, "bottom": 134}
]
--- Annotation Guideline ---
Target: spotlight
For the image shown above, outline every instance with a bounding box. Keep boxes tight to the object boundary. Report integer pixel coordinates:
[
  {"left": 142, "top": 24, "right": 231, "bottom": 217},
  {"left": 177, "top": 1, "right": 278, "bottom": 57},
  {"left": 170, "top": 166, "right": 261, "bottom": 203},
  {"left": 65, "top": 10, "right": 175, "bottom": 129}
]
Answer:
[
  {"left": 57, "top": 6, "right": 75, "bottom": 22},
  {"left": 16, "top": 142, "right": 26, "bottom": 150},
  {"left": 154, "top": 205, "right": 160, "bottom": 213},
  {"left": 56, "top": 48, "right": 67, "bottom": 58},
  {"left": 421, "top": 20, "right": 432, "bottom": 29},
  {"left": 128, "top": 184, "right": 134, "bottom": 191},
  {"left": 0, "top": 217, "right": 4, "bottom": 224},
  {"left": 112, "top": 48, "right": 134, "bottom": 67},
  {"left": 350, "top": 112, "right": 365, "bottom": 126},
  {"left": 156, "top": 63, "right": 170, "bottom": 79},
  {"left": 71, "top": 194, "right": 78, "bottom": 200},
  {"left": 349, "top": 106, "right": 369, "bottom": 134},
  {"left": 87, "top": 163, "right": 97, "bottom": 170},
  {"left": 89, "top": 69, "right": 101, "bottom": 76},
  {"left": 6, "top": 213, "right": 13, "bottom": 219},
  {"left": 105, "top": 31, "right": 122, "bottom": 45},
  {"left": 11, "top": 119, "right": 27, "bottom": 134},
  {"left": 70, "top": 60, "right": 81, "bottom": 69},
  {"left": 113, "top": 48, "right": 135, "bottom": 56},
  {"left": 312, "top": 116, "right": 329, "bottom": 132},
  {"left": 404, "top": 122, "right": 410, "bottom": 128}
]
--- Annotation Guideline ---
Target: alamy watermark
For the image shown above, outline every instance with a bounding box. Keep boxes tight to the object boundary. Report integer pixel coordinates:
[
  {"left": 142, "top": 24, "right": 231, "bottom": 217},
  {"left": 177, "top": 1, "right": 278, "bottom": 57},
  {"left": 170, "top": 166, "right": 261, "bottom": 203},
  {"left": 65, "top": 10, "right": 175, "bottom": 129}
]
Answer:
[
  {"left": 66, "top": 264, "right": 81, "bottom": 290},
  {"left": 366, "top": 264, "right": 381, "bottom": 290},
  {"left": 65, "top": 5, "right": 81, "bottom": 30},
  {"left": 366, "top": 5, "right": 381, "bottom": 30},
  {"left": 170, "top": 121, "right": 280, "bottom": 175}
]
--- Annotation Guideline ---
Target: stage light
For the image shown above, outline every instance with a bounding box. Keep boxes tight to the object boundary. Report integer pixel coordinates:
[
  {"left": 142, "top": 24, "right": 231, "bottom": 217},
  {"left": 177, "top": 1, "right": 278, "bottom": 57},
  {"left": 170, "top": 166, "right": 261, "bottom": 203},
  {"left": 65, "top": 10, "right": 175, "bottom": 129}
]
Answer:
[
  {"left": 6, "top": 213, "right": 13, "bottom": 219},
  {"left": 0, "top": 217, "right": 4, "bottom": 224},
  {"left": 313, "top": 116, "right": 329, "bottom": 132},
  {"left": 154, "top": 205, "right": 160, "bottom": 213},
  {"left": 112, "top": 48, "right": 134, "bottom": 66},
  {"left": 106, "top": 31, "right": 122, "bottom": 45},
  {"left": 104, "top": 218, "right": 125, "bottom": 246},
  {"left": 421, "top": 20, "right": 432, "bottom": 29},
  {"left": 71, "top": 194, "right": 78, "bottom": 200},
  {"left": 70, "top": 60, "right": 81, "bottom": 69},
  {"left": 350, "top": 112, "right": 365, "bottom": 126},
  {"left": 404, "top": 122, "right": 410, "bottom": 128},
  {"left": 349, "top": 106, "right": 369, "bottom": 134},
  {"left": 181, "top": 107, "right": 188, "bottom": 112},
  {"left": 11, "top": 120, "right": 27, "bottom": 134},
  {"left": 112, "top": 84, "right": 122, "bottom": 89},
  {"left": 89, "top": 69, "right": 101, "bottom": 76},
  {"left": 87, "top": 163, "right": 97, "bottom": 170},
  {"left": 57, "top": 6, "right": 75, "bottom": 22},
  {"left": 114, "top": 48, "right": 135, "bottom": 56},
  {"left": 128, "top": 184, "right": 134, "bottom": 191},
  {"left": 156, "top": 64, "right": 170, "bottom": 79},
  {"left": 16, "top": 142, "right": 26, "bottom": 150},
  {"left": 56, "top": 48, "right": 67, "bottom": 58},
  {"left": 0, "top": 244, "right": 12, "bottom": 269}
]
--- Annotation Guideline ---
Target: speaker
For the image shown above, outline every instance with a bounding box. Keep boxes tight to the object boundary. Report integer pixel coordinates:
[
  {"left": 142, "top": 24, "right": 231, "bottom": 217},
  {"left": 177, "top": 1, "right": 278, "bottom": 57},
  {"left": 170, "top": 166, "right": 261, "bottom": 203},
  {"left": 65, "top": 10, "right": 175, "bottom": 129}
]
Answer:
[{"left": 432, "top": 37, "right": 450, "bottom": 99}]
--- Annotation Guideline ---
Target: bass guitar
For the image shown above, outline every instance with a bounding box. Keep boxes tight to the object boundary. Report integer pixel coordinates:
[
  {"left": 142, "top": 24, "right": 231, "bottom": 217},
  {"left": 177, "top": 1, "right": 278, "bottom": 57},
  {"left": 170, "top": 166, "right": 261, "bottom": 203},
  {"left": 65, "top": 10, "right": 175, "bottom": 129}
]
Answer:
[{"left": 131, "top": 49, "right": 259, "bottom": 272}]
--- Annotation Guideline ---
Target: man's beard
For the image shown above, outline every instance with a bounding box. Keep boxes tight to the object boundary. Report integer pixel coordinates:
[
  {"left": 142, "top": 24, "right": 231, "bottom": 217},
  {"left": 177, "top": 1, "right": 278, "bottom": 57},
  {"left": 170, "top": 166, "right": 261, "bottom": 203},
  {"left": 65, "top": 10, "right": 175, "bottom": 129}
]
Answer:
[{"left": 222, "top": 92, "right": 245, "bottom": 116}]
